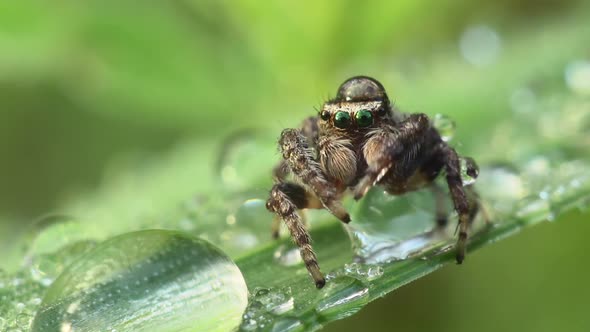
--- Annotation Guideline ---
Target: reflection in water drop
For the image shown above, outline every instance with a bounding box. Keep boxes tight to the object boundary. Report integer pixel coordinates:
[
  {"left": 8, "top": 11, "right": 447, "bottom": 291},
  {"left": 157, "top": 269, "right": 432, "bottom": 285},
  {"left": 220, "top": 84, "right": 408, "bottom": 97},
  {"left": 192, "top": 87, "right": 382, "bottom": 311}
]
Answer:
[
  {"left": 316, "top": 277, "right": 369, "bottom": 320},
  {"left": 31, "top": 230, "right": 248, "bottom": 332},
  {"left": 459, "top": 25, "right": 502, "bottom": 67},
  {"left": 565, "top": 60, "right": 590, "bottom": 95},
  {"left": 346, "top": 188, "right": 447, "bottom": 264},
  {"left": 432, "top": 114, "right": 456, "bottom": 142},
  {"left": 460, "top": 157, "right": 479, "bottom": 186}
]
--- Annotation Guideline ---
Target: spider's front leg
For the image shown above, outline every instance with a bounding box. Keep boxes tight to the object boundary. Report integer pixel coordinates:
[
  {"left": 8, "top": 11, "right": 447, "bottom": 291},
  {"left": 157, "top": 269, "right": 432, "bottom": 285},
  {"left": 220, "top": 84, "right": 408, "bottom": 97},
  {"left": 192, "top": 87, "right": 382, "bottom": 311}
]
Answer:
[
  {"left": 278, "top": 129, "right": 350, "bottom": 223},
  {"left": 266, "top": 182, "right": 326, "bottom": 288},
  {"left": 266, "top": 128, "right": 348, "bottom": 288},
  {"left": 354, "top": 113, "right": 431, "bottom": 200}
]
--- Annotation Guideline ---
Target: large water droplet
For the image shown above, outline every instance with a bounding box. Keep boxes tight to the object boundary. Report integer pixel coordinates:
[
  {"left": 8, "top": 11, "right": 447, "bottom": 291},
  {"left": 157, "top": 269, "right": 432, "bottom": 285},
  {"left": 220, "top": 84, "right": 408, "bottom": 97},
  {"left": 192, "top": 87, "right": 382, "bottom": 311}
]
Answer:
[
  {"left": 432, "top": 114, "right": 456, "bottom": 142},
  {"left": 315, "top": 277, "right": 369, "bottom": 320},
  {"left": 31, "top": 230, "right": 248, "bottom": 332},
  {"left": 346, "top": 188, "right": 446, "bottom": 263}
]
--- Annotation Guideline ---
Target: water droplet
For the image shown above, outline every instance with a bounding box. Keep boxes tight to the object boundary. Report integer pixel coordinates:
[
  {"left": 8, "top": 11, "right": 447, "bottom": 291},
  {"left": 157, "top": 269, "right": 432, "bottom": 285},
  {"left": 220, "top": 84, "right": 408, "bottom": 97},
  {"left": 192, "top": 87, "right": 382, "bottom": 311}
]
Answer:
[
  {"left": 459, "top": 25, "right": 502, "bottom": 67},
  {"left": 346, "top": 188, "right": 445, "bottom": 264},
  {"left": 432, "top": 114, "right": 456, "bottom": 142},
  {"left": 565, "top": 60, "right": 590, "bottom": 95},
  {"left": 316, "top": 277, "right": 369, "bottom": 320},
  {"left": 273, "top": 245, "right": 302, "bottom": 266},
  {"left": 271, "top": 317, "right": 305, "bottom": 332},
  {"left": 16, "top": 313, "right": 32, "bottom": 329},
  {"left": 460, "top": 157, "right": 479, "bottom": 186},
  {"left": 253, "top": 287, "right": 295, "bottom": 315},
  {"left": 241, "top": 300, "right": 273, "bottom": 331},
  {"left": 327, "top": 263, "right": 384, "bottom": 282},
  {"left": 31, "top": 230, "right": 248, "bottom": 332}
]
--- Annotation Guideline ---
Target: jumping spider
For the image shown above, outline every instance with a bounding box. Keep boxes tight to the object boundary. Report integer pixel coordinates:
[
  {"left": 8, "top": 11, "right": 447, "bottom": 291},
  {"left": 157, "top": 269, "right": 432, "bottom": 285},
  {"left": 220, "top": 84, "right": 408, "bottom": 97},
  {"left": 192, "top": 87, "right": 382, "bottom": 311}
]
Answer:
[{"left": 266, "top": 76, "right": 481, "bottom": 289}]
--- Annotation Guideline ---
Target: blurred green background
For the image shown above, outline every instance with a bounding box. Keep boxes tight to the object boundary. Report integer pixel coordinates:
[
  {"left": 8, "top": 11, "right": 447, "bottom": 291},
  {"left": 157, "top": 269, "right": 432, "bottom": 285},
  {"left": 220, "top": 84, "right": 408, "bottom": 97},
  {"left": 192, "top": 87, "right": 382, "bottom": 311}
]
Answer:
[{"left": 1, "top": 1, "right": 589, "bottom": 331}]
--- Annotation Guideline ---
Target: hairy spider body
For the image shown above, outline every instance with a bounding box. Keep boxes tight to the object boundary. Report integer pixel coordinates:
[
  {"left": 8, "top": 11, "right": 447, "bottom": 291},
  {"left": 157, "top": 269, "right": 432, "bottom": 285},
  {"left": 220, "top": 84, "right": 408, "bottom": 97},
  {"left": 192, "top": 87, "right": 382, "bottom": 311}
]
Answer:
[{"left": 266, "top": 76, "right": 481, "bottom": 288}]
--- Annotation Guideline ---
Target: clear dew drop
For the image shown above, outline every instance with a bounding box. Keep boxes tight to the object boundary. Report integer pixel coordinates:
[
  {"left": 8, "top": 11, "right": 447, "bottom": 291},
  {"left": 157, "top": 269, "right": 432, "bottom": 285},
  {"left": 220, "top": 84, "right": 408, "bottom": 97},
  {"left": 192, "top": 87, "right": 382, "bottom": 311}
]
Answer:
[
  {"left": 240, "top": 300, "right": 273, "bottom": 332},
  {"left": 31, "top": 230, "right": 248, "bottom": 332},
  {"left": 459, "top": 157, "right": 478, "bottom": 186},
  {"left": 315, "top": 277, "right": 369, "bottom": 320},
  {"left": 253, "top": 287, "right": 295, "bottom": 315},
  {"left": 346, "top": 188, "right": 448, "bottom": 264},
  {"left": 432, "top": 114, "right": 456, "bottom": 142},
  {"left": 16, "top": 313, "right": 33, "bottom": 330}
]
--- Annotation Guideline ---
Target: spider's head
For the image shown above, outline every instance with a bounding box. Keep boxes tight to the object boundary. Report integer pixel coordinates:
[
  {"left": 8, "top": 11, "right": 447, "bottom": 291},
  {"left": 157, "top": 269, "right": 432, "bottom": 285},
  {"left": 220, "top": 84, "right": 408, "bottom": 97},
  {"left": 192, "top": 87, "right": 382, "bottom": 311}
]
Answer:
[{"left": 320, "top": 76, "right": 392, "bottom": 131}]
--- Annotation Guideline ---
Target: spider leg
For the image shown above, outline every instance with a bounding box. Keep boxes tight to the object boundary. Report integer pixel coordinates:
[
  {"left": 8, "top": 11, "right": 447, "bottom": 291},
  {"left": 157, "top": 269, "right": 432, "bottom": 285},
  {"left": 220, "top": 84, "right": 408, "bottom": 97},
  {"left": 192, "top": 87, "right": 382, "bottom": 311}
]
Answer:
[
  {"left": 442, "top": 146, "right": 480, "bottom": 264},
  {"left": 355, "top": 113, "right": 431, "bottom": 200},
  {"left": 279, "top": 128, "right": 350, "bottom": 223},
  {"left": 271, "top": 203, "right": 310, "bottom": 239},
  {"left": 266, "top": 182, "right": 326, "bottom": 288}
]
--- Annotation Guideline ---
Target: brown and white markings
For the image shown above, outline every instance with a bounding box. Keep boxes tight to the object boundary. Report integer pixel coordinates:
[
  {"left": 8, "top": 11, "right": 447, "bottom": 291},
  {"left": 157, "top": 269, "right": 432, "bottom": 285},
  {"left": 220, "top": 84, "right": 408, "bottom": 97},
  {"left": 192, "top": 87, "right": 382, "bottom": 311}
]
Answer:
[{"left": 265, "top": 76, "right": 482, "bottom": 289}]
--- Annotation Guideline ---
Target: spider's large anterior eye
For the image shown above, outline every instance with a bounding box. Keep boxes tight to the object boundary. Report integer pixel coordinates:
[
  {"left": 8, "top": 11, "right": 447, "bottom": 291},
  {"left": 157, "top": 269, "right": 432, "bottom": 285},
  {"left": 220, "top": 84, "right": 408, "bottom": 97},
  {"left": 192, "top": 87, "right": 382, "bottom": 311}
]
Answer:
[
  {"left": 334, "top": 111, "right": 351, "bottom": 128},
  {"left": 355, "top": 109, "right": 373, "bottom": 127}
]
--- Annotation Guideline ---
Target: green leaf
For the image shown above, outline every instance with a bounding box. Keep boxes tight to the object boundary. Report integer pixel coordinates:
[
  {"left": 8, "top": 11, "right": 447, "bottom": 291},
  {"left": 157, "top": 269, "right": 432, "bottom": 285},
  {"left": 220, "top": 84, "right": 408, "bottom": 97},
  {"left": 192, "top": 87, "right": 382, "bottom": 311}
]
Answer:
[{"left": 1, "top": 7, "right": 590, "bottom": 332}]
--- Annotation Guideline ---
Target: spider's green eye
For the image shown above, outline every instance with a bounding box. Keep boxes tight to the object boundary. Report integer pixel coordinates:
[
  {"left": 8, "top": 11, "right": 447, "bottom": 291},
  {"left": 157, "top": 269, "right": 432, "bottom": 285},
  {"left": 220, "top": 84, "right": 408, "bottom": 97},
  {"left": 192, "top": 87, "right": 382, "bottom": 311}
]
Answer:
[
  {"left": 355, "top": 109, "right": 373, "bottom": 127},
  {"left": 334, "top": 111, "right": 351, "bottom": 128}
]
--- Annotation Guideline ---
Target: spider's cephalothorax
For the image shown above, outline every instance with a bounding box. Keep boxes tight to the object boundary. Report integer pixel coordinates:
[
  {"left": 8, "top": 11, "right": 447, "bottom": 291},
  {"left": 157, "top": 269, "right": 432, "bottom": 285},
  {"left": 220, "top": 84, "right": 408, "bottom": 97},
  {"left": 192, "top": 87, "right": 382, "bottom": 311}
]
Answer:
[{"left": 266, "top": 76, "right": 483, "bottom": 289}]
